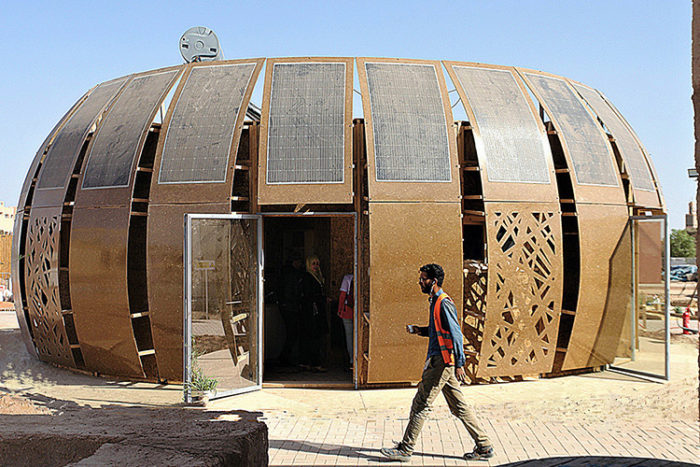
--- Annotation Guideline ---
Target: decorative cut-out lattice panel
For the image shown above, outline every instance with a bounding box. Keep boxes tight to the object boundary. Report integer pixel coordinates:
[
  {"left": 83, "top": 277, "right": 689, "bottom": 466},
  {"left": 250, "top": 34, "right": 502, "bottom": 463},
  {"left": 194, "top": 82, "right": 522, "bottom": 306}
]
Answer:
[
  {"left": 477, "top": 204, "right": 563, "bottom": 377},
  {"left": 462, "top": 260, "right": 487, "bottom": 383},
  {"left": 24, "top": 215, "right": 75, "bottom": 367}
]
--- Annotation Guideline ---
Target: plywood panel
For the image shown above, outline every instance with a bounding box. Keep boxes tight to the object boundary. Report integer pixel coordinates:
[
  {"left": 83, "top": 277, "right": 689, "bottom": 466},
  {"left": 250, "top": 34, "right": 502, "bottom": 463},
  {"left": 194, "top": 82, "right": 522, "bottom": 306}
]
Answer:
[
  {"left": 357, "top": 58, "right": 460, "bottom": 202},
  {"left": 366, "top": 202, "right": 463, "bottom": 383},
  {"left": 69, "top": 206, "right": 144, "bottom": 377},
  {"left": 443, "top": 62, "right": 556, "bottom": 203},
  {"left": 147, "top": 202, "right": 230, "bottom": 382},
  {"left": 562, "top": 203, "right": 629, "bottom": 370},
  {"left": 477, "top": 202, "right": 563, "bottom": 378},
  {"left": 570, "top": 81, "right": 661, "bottom": 209},
  {"left": 588, "top": 221, "right": 632, "bottom": 366},
  {"left": 36, "top": 77, "right": 128, "bottom": 192},
  {"left": 24, "top": 207, "right": 74, "bottom": 367},
  {"left": 82, "top": 69, "right": 181, "bottom": 189},
  {"left": 258, "top": 57, "right": 354, "bottom": 204}
]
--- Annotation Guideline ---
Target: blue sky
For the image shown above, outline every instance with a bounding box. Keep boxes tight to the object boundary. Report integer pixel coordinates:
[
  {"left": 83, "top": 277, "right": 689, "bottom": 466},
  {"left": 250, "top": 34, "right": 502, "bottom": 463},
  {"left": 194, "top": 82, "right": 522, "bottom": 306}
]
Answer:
[{"left": 0, "top": 1, "right": 692, "bottom": 228}]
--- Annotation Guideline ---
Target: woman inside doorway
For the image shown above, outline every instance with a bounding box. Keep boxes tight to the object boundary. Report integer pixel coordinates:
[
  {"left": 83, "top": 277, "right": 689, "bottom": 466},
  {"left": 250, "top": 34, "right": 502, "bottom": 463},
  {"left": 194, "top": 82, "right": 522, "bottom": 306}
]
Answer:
[{"left": 299, "top": 255, "right": 329, "bottom": 372}]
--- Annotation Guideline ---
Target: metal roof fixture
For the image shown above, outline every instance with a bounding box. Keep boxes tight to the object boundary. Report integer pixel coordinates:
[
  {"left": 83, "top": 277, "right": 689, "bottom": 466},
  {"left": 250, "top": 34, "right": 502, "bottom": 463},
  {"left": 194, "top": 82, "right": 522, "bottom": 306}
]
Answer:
[{"left": 179, "top": 26, "right": 222, "bottom": 63}]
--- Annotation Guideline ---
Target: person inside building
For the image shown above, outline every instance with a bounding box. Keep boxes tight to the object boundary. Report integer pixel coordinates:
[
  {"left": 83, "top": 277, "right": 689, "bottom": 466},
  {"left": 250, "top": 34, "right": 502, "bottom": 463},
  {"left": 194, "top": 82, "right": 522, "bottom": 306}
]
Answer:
[
  {"left": 380, "top": 263, "right": 494, "bottom": 462},
  {"left": 337, "top": 273, "right": 354, "bottom": 371},
  {"left": 299, "top": 255, "right": 329, "bottom": 372},
  {"left": 278, "top": 253, "right": 305, "bottom": 368}
]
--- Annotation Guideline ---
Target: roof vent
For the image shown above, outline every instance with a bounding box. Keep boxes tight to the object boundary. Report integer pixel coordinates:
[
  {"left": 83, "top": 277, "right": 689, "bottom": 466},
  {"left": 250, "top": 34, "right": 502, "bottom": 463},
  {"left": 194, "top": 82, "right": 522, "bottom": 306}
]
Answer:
[{"left": 179, "top": 26, "right": 222, "bottom": 63}]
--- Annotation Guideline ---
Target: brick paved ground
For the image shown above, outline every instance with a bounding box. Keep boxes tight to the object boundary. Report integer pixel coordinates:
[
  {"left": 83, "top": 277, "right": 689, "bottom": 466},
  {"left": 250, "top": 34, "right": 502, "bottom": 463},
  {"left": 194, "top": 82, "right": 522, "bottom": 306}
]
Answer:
[{"left": 259, "top": 407, "right": 698, "bottom": 466}]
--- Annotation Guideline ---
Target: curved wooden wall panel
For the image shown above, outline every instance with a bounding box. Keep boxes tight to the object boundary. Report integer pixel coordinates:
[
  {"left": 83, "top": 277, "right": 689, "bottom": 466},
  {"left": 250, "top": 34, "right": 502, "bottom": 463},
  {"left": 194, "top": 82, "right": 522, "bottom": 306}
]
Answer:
[
  {"left": 147, "top": 202, "right": 230, "bottom": 382},
  {"left": 148, "top": 59, "right": 263, "bottom": 381},
  {"left": 12, "top": 90, "right": 92, "bottom": 356},
  {"left": 477, "top": 203, "right": 563, "bottom": 377},
  {"left": 357, "top": 57, "right": 460, "bottom": 202},
  {"left": 562, "top": 204, "right": 629, "bottom": 370},
  {"left": 443, "top": 62, "right": 556, "bottom": 202},
  {"left": 23, "top": 209, "right": 74, "bottom": 367},
  {"left": 366, "top": 202, "right": 463, "bottom": 383},
  {"left": 569, "top": 81, "right": 661, "bottom": 209},
  {"left": 258, "top": 57, "right": 354, "bottom": 204},
  {"left": 69, "top": 67, "right": 182, "bottom": 378},
  {"left": 517, "top": 69, "right": 626, "bottom": 206}
]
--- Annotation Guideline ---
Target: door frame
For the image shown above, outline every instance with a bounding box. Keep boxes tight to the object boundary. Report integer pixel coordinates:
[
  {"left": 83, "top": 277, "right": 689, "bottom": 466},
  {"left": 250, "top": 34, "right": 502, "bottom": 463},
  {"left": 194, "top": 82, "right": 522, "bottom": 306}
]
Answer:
[
  {"left": 183, "top": 213, "right": 264, "bottom": 403},
  {"left": 609, "top": 214, "right": 669, "bottom": 382},
  {"left": 261, "top": 211, "right": 359, "bottom": 389}
]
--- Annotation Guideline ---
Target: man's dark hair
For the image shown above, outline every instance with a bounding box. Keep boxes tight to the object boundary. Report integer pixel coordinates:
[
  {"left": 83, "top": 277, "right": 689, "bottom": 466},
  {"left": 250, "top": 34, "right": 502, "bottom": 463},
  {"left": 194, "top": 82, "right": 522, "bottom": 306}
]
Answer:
[{"left": 420, "top": 263, "right": 445, "bottom": 286}]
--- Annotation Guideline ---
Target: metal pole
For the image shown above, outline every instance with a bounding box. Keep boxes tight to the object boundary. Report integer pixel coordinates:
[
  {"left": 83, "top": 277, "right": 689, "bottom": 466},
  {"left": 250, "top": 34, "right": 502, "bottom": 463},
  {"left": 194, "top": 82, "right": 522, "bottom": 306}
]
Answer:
[
  {"left": 204, "top": 269, "right": 209, "bottom": 320},
  {"left": 183, "top": 215, "right": 192, "bottom": 404},
  {"left": 630, "top": 218, "right": 636, "bottom": 361},
  {"left": 353, "top": 213, "right": 358, "bottom": 390},
  {"left": 664, "top": 215, "right": 670, "bottom": 381}
]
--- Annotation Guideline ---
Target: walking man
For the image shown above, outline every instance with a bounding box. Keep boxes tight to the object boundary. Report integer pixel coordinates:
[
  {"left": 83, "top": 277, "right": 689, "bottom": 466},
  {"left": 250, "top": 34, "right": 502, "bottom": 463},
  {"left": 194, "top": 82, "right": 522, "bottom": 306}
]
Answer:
[{"left": 380, "top": 263, "right": 494, "bottom": 462}]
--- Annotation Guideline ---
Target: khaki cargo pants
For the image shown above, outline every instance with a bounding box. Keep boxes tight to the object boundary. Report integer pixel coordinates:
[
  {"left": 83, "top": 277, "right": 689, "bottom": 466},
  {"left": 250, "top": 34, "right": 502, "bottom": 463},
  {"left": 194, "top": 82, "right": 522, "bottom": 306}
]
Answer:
[{"left": 401, "top": 355, "right": 491, "bottom": 453}]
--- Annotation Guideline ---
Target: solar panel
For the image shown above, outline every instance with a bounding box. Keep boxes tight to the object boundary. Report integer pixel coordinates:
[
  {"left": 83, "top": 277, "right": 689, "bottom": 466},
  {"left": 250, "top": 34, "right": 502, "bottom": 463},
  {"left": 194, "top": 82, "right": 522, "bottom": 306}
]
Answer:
[
  {"left": 158, "top": 63, "right": 256, "bottom": 184},
  {"left": 523, "top": 73, "right": 618, "bottom": 187},
  {"left": 453, "top": 66, "right": 550, "bottom": 184},
  {"left": 365, "top": 62, "right": 451, "bottom": 182},
  {"left": 572, "top": 83, "right": 655, "bottom": 192},
  {"left": 266, "top": 62, "right": 346, "bottom": 184},
  {"left": 37, "top": 78, "right": 128, "bottom": 189},
  {"left": 82, "top": 70, "right": 179, "bottom": 189}
]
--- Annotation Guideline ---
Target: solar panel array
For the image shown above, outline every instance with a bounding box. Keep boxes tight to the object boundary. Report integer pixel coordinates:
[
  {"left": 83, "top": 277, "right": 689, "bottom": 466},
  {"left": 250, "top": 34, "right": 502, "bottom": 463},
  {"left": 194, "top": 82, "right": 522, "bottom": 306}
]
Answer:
[
  {"left": 266, "top": 62, "right": 346, "bottom": 184},
  {"left": 572, "top": 84, "right": 655, "bottom": 192},
  {"left": 453, "top": 67, "right": 550, "bottom": 184},
  {"left": 37, "top": 78, "right": 127, "bottom": 189},
  {"left": 365, "top": 62, "right": 451, "bottom": 182},
  {"left": 82, "top": 70, "right": 179, "bottom": 189},
  {"left": 523, "top": 73, "right": 618, "bottom": 187},
  {"left": 158, "top": 63, "right": 256, "bottom": 184}
]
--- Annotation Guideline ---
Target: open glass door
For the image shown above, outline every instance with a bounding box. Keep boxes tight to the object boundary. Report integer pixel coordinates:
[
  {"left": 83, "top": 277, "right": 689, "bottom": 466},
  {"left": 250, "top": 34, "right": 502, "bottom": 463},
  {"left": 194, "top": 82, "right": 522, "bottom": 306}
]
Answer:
[
  {"left": 184, "top": 214, "right": 263, "bottom": 402},
  {"left": 611, "top": 215, "right": 670, "bottom": 381}
]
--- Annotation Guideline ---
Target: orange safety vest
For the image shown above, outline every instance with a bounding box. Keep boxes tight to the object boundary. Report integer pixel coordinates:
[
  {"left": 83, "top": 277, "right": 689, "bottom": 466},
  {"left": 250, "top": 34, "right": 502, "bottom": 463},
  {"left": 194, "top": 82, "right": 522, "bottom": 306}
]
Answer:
[{"left": 433, "top": 292, "right": 455, "bottom": 366}]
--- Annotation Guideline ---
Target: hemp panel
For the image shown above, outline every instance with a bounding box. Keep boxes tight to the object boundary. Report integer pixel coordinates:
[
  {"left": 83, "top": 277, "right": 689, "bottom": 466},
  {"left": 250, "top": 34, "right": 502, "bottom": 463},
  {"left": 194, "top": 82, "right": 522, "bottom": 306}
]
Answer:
[
  {"left": 477, "top": 202, "right": 563, "bottom": 378},
  {"left": 366, "top": 202, "right": 463, "bottom": 383},
  {"left": 522, "top": 73, "right": 618, "bottom": 188},
  {"left": 147, "top": 202, "right": 230, "bottom": 382},
  {"left": 571, "top": 83, "right": 654, "bottom": 193},
  {"left": 24, "top": 210, "right": 74, "bottom": 368},
  {"left": 452, "top": 66, "right": 550, "bottom": 185},
  {"left": 158, "top": 63, "right": 257, "bottom": 184},
  {"left": 69, "top": 206, "right": 144, "bottom": 377},
  {"left": 36, "top": 78, "right": 128, "bottom": 190},
  {"left": 562, "top": 203, "right": 629, "bottom": 370},
  {"left": 82, "top": 69, "right": 180, "bottom": 189}
]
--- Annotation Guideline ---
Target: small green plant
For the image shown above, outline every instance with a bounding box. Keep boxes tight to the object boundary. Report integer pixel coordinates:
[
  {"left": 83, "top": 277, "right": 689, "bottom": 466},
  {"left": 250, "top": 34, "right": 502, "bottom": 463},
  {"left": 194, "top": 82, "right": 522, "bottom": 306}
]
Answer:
[{"left": 184, "top": 338, "right": 219, "bottom": 397}]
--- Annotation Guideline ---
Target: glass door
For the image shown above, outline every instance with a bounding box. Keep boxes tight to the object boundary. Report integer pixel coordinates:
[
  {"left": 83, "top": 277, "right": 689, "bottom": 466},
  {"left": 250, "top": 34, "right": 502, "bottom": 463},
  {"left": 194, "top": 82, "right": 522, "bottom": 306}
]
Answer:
[
  {"left": 184, "top": 214, "right": 263, "bottom": 402},
  {"left": 611, "top": 215, "right": 669, "bottom": 380}
]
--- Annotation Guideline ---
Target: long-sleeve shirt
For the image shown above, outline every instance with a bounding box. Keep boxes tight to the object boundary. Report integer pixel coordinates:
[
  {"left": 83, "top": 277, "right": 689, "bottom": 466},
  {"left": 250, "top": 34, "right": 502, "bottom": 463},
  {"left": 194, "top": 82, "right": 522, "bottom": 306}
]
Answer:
[{"left": 415, "top": 288, "right": 466, "bottom": 368}]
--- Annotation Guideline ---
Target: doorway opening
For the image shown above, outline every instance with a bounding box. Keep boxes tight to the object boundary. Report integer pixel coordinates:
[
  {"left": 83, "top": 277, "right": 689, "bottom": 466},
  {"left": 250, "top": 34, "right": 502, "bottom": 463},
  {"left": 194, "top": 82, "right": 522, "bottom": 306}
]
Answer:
[{"left": 262, "top": 214, "right": 356, "bottom": 387}]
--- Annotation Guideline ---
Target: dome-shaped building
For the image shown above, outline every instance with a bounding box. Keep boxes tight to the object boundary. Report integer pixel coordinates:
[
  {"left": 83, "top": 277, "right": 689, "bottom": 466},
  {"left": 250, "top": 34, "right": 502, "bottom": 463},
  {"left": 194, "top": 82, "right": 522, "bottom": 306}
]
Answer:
[{"left": 12, "top": 57, "right": 665, "bottom": 396}]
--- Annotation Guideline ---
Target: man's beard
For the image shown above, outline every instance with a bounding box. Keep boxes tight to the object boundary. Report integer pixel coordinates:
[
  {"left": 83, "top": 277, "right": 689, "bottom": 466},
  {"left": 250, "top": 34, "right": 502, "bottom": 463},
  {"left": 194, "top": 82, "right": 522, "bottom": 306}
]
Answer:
[{"left": 420, "top": 283, "right": 431, "bottom": 294}]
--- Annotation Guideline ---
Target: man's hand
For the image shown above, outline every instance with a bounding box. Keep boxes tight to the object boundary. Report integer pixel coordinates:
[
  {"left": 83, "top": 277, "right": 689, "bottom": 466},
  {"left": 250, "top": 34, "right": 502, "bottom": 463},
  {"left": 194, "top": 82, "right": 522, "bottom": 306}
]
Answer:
[{"left": 455, "top": 366, "right": 467, "bottom": 383}]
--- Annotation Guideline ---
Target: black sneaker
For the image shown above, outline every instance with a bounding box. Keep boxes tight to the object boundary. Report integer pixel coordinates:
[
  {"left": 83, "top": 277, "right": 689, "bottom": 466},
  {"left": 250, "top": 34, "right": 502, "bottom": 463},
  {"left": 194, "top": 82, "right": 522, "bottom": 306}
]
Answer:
[
  {"left": 380, "top": 443, "right": 411, "bottom": 462},
  {"left": 464, "top": 445, "right": 494, "bottom": 460}
]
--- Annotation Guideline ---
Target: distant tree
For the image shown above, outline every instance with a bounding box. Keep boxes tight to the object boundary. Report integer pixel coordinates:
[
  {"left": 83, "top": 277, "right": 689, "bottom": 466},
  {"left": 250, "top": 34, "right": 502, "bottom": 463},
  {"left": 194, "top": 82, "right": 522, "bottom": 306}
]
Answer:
[{"left": 670, "top": 229, "right": 696, "bottom": 258}]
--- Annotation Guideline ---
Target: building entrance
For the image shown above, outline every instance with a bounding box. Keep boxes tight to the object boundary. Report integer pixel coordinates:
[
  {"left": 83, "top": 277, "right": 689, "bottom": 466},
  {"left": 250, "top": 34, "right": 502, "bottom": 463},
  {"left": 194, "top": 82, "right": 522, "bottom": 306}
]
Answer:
[{"left": 262, "top": 214, "right": 356, "bottom": 387}]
